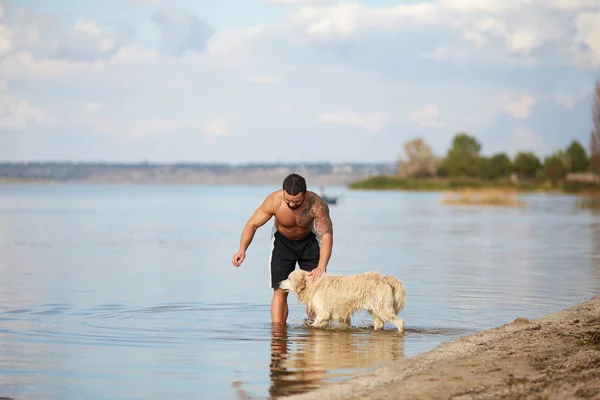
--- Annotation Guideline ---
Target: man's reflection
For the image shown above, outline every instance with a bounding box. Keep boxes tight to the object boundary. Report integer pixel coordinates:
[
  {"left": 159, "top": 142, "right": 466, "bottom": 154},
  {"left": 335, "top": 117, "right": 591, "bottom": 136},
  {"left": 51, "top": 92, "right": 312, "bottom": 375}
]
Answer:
[{"left": 268, "top": 323, "right": 405, "bottom": 399}]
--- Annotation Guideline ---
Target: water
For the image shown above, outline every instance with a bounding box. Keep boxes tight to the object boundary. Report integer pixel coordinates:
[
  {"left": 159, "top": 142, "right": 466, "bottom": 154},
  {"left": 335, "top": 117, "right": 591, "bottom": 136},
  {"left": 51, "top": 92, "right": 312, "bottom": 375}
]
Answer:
[{"left": 0, "top": 184, "right": 598, "bottom": 400}]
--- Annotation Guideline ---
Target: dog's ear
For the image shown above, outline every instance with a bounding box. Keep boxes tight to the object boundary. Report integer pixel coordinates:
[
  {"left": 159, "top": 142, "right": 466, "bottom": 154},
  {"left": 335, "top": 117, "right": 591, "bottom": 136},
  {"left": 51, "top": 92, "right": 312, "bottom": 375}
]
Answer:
[{"left": 296, "top": 275, "right": 306, "bottom": 293}]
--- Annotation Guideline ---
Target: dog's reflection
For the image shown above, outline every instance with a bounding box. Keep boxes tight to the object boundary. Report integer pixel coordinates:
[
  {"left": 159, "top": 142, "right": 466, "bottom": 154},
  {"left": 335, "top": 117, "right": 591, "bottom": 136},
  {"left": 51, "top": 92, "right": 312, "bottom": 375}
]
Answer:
[{"left": 268, "top": 322, "right": 405, "bottom": 398}]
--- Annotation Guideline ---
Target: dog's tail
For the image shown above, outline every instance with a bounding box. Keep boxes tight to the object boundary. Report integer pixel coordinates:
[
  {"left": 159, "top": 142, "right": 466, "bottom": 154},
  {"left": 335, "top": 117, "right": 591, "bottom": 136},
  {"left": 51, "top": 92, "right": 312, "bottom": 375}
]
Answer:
[{"left": 383, "top": 276, "right": 406, "bottom": 314}]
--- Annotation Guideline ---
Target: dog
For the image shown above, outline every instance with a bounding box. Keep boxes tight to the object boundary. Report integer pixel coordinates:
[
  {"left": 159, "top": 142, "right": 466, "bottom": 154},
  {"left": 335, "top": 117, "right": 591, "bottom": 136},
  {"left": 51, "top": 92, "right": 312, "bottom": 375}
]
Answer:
[{"left": 279, "top": 270, "right": 406, "bottom": 332}]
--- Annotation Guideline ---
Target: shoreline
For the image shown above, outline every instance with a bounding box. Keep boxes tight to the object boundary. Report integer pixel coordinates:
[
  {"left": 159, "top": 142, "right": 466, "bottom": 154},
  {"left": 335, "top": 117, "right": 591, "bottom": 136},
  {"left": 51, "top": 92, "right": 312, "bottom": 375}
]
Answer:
[{"left": 287, "top": 295, "right": 600, "bottom": 400}]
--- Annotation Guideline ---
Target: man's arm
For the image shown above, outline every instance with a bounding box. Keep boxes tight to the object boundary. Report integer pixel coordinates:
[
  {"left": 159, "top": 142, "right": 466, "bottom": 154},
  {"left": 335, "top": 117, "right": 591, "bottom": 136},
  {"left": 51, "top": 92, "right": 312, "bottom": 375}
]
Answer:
[
  {"left": 233, "top": 194, "right": 275, "bottom": 266},
  {"left": 310, "top": 197, "right": 333, "bottom": 279}
]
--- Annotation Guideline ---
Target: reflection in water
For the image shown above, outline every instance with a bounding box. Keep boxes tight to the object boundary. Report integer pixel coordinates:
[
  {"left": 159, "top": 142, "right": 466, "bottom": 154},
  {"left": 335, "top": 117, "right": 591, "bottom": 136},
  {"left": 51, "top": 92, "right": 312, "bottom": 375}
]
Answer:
[
  {"left": 267, "top": 324, "right": 404, "bottom": 399},
  {"left": 231, "top": 323, "right": 405, "bottom": 400}
]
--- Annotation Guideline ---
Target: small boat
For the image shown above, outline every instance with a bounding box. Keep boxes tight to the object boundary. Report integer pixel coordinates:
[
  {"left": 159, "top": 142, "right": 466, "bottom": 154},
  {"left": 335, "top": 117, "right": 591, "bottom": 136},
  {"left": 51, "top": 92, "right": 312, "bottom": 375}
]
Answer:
[{"left": 322, "top": 195, "right": 338, "bottom": 205}]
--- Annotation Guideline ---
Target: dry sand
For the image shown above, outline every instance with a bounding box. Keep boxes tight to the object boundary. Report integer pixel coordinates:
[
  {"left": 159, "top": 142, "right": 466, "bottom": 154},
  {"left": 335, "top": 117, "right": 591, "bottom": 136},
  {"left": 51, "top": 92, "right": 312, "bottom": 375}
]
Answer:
[{"left": 287, "top": 295, "right": 600, "bottom": 400}]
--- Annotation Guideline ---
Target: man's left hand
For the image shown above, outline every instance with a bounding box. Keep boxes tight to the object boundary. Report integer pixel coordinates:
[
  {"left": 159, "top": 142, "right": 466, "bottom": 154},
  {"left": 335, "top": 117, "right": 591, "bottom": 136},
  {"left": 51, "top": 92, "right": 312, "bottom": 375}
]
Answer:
[{"left": 309, "top": 266, "right": 326, "bottom": 282}]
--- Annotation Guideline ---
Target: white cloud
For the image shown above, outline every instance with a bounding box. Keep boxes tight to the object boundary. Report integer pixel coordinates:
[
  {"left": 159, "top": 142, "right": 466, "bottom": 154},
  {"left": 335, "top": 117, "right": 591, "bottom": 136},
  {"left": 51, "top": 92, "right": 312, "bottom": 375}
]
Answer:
[
  {"left": 408, "top": 105, "right": 449, "bottom": 129},
  {"left": 420, "top": 44, "right": 469, "bottom": 61},
  {"left": 72, "top": 116, "right": 228, "bottom": 139},
  {"left": 0, "top": 25, "right": 10, "bottom": 56},
  {"left": 318, "top": 111, "right": 386, "bottom": 131},
  {"left": 246, "top": 75, "right": 283, "bottom": 85},
  {"left": 130, "top": 0, "right": 163, "bottom": 4},
  {"left": 267, "top": 0, "right": 332, "bottom": 4},
  {"left": 4, "top": 11, "right": 135, "bottom": 62},
  {"left": 204, "top": 25, "right": 266, "bottom": 65},
  {"left": 0, "top": 93, "right": 52, "bottom": 130},
  {"left": 573, "top": 12, "right": 600, "bottom": 68},
  {"left": 81, "top": 102, "right": 104, "bottom": 112},
  {"left": 203, "top": 117, "right": 230, "bottom": 138},
  {"left": 170, "top": 78, "right": 192, "bottom": 89},
  {"left": 0, "top": 3, "right": 10, "bottom": 56},
  {"left": 497, "top": 93, "right": 536, "bottom": 119},
  {"left": 290, "top": 3, "right": 438, "bottom": 40}
]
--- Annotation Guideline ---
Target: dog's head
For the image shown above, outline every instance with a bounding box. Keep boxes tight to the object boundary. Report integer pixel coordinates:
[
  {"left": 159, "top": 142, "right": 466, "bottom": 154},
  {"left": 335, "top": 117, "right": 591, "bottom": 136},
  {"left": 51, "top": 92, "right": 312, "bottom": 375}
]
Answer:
[{"left": 278, "top": 270, "right": 309, "bottom": 295}]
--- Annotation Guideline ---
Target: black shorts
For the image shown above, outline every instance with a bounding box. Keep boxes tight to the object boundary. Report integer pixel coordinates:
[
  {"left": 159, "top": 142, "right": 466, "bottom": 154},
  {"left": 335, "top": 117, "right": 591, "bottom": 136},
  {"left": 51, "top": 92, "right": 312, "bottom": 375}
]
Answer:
[{"left": 269, "top": 226, "right": 321, "bottom": 289}]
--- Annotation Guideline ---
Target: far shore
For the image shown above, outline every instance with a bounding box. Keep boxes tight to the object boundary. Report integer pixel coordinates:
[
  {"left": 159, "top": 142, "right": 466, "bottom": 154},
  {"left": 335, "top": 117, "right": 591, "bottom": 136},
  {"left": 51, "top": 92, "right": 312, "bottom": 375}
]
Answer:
[{"left": 287, "top": 295, "right": 600, "bottom": 400}]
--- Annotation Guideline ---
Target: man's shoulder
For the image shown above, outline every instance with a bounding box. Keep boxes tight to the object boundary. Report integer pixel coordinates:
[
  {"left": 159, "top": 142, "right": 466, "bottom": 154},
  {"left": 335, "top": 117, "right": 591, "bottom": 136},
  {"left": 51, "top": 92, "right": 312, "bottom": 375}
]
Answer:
[{"left": 263, "top": 190, "right": 283, "bottom": 208}]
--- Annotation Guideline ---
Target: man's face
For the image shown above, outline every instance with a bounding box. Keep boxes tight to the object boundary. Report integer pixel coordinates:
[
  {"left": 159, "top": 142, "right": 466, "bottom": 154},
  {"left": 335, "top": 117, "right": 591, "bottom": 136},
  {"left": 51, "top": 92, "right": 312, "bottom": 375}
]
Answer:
[{"left": 284, "top": 191, "right": 305, "bottom": 210}]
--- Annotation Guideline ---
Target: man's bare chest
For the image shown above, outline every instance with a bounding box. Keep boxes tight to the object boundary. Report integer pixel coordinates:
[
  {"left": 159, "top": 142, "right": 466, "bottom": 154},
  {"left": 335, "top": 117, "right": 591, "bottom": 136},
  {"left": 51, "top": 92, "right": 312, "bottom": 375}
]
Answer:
[{"left": 275, "top": 207, "right": 314, "bottom": 228}]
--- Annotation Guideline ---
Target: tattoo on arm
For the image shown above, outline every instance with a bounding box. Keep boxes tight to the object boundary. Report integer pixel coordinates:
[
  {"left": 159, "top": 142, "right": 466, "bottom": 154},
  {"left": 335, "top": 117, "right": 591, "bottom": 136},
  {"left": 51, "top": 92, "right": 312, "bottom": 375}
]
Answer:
[{"left": 313, "top": 199, "right": 333, "bottom": 241}]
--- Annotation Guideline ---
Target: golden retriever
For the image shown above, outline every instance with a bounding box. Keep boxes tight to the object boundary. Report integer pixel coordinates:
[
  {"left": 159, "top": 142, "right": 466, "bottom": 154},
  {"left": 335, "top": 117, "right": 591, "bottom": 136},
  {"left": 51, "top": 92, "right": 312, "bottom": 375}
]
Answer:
[{"left": 279, "top": 270, "right": 406, "bottom": 332}]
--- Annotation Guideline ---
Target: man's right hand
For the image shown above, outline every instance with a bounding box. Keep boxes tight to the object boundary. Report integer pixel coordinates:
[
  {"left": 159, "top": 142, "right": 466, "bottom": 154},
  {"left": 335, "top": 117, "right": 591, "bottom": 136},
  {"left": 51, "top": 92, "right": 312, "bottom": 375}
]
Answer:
[{"left": 232, "top": 250, "right": 246, "bottom": 267}]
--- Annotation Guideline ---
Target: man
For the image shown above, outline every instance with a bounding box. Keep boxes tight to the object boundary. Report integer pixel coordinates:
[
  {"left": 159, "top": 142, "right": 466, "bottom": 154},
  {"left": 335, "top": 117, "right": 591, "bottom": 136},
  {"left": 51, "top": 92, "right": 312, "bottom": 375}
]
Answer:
[{"left": 232, "top": 173, "right": 334, "bottom": 324}]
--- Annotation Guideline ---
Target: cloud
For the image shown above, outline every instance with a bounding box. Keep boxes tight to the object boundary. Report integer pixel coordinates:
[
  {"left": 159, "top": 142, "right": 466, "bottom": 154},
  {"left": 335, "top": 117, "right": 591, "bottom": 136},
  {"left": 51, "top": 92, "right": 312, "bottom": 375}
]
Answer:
[
  {"left": 496, "top": 93, "right": 536, "bottom": 119},
  {"left": 267, "top": 0, "right": 332, "bottom": 4},
  {"left": 151, "top": 9, "right": 216, "bottom": 56},
  {"left": 81, "top": 102, "right": 104, "bottom": 112},
  {"left": 318, "top": 111, "right": 386, "bottom": 131},
  {"left": 0, "top": 14, "right": 10, "bottom": 56},
  {"left": 246, "top": 75, "right": 283, "bottom": 85},
  {"left": 0, "top": 93, "right": 52, "bottom": 130},
  {"left": 408, "top": 105, "right": 449, "bottom": 129},
  {"left": 290, "top": 3, "right": 438, "bottom": 40},
  {"left": 203, "top": 117, "right": 231, "bottom": 138},
  {"left": 420, "top": 44, "right": 469, "bottom": 62},
  {"left": 573, "top": 12, "right": 600, "bottom": 68},
  {"left": 4, "top": 10, "right": 136, "bottom": 62},
  {"left": 130, "top": 0, "right": 163, "bottom": 4}
]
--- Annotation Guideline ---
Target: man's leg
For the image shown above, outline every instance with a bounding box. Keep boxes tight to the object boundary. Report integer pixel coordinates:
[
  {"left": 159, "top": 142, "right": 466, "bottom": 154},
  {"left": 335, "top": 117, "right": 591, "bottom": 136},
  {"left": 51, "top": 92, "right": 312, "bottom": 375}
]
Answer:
[
  {"left": 269, "top": 229, "right": 296, "bottom": 324},
  {"left": 298, "top": 232, "right": 321, "bottom": 321},
  {"left": 271, "top": 289, "right": 289, "bottom": 324}
]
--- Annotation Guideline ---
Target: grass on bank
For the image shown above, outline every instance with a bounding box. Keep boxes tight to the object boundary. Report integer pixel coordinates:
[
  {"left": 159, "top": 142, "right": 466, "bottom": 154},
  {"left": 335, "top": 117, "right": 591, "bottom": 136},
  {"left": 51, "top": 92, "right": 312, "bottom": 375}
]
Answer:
[
  {"left": 578, "top": 196, "right": 600, "bottom": 209},
  {"left": 348, "top": 175, "right": 600, "bottom": 194},
  {"left": 441, "top": 188, "right": 525, "bottom": 207},
  {"left": 348, "top": 176, "right": 522, "bottom": 191}
]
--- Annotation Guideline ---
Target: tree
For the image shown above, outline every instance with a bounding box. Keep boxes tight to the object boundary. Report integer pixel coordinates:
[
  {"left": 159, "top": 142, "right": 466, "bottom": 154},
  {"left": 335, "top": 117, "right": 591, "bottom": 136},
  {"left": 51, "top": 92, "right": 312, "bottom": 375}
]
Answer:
[
  {"left": 484, "top": 153, "right": 513, "bottom": 179},
  {"left": 544, "top": 152, "right": 568, "bottom": 185},
  {"left": 440, "top": 132, "right": 482, "bottom": 178},
  {"left": 591, "top": 80, "right": 600, "bottom": 176},
  {"left": 397, "top": 138, "right": 437, "bottom": 177},
  {"left": 565, "top": 140, "right": 589, "bottom": 172},
  {"left": 513, "top": 152, "right": 542, "bottom": 177}
]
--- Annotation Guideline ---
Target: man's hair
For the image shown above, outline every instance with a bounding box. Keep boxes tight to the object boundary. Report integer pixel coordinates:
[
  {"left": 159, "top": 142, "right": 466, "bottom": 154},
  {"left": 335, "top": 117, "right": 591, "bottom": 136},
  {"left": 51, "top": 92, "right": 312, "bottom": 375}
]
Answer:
[{"left": 282, "top": 173, "right": 307, "bottom": 196}]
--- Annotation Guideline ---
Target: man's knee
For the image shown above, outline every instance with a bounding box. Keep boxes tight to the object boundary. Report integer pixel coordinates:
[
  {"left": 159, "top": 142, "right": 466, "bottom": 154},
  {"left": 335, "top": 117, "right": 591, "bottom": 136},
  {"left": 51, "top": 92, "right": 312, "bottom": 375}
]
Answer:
[{"left": 273, "top": 288, "right": 289, "bottom": 299}]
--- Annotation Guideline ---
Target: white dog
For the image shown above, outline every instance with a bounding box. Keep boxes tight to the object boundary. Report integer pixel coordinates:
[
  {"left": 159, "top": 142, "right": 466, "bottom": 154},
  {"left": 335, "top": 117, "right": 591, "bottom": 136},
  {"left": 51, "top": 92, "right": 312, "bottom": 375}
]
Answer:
[{"left": 279, "top": 270, "right": 406, "bottom": 332}]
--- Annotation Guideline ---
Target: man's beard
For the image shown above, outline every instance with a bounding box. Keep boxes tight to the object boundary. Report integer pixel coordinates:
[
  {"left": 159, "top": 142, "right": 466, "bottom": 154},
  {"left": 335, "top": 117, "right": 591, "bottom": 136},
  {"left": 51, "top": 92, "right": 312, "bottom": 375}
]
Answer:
[{"left": 287, "top": 204, "right": 301, "bottom": 210}]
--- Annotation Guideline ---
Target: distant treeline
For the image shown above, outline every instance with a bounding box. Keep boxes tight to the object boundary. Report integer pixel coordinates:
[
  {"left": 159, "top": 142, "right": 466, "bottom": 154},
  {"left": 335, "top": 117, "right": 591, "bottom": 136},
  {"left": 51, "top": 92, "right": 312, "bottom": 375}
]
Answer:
[
  {"left": 351, "top": 132, "right": 600, "bottom": 192},
  {"left": 0, "top": 162, "right": 396, "bottom": 182}
]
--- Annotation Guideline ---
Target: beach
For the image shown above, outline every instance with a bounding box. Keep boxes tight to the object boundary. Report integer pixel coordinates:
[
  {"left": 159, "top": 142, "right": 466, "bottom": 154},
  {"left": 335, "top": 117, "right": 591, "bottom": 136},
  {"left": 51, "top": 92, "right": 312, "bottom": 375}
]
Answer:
[{"left": 288, "top": 295, "right": 600, "bottom": 400}]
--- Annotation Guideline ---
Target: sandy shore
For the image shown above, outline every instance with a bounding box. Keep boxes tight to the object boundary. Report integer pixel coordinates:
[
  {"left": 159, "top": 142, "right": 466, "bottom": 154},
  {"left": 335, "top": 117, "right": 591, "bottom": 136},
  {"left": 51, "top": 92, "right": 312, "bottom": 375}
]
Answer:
[{"left": 288, "top": 295, "right": 600, "bottom": 400}]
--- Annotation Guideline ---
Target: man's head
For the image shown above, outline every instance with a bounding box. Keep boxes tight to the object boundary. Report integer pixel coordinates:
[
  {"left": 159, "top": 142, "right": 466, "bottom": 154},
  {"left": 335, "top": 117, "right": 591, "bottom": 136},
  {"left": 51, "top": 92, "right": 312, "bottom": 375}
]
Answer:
[{"left": 282, "top": 173, "right": 307, "bottom": 210}]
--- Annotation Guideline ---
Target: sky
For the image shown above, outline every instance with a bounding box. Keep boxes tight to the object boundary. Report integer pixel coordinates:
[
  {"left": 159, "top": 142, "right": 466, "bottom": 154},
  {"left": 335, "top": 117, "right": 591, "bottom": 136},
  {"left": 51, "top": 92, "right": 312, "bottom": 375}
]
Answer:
[{"left": 0, "top": 0, "right": 599, "bottom": 164}]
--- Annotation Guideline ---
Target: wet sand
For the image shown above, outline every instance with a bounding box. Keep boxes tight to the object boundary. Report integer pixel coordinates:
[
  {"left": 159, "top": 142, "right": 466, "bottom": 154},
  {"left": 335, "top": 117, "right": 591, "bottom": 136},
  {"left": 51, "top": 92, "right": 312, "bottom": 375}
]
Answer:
[{"left": 288, "top": 295, "right": 600, "bottom": 400}]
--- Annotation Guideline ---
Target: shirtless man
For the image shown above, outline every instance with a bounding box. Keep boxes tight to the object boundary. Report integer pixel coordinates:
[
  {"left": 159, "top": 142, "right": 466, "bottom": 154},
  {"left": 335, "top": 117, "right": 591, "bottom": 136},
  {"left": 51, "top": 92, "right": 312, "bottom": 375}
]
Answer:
[{"left": 232, "top": 173, "right": 334, "bottom": 324}]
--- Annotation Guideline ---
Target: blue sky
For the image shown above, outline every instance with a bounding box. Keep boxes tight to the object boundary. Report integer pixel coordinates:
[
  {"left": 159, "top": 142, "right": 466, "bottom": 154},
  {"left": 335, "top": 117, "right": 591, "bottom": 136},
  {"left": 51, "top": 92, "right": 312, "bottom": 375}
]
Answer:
[{"left": 0, "top": 0, "right": 599, "bottom": 163}]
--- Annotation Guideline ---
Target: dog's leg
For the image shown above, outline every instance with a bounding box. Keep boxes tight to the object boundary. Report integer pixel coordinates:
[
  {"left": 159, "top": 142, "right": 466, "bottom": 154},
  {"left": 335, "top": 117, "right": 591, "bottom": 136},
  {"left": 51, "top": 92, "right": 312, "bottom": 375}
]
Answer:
[
  {"left": 312, "top": 316, "right": 329, "bottom": 328},
  {"left": 381, "top": 314, "right": 404, "bottom": 333},
  {"left": 338, "top": 316, "right": 351, "bottom": 328},
  {"left": 306, "top": 304, "right": 316, "bottom": 321},
  {"left": 368, "top": 311, "right": 385, "bottom": 331}
]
